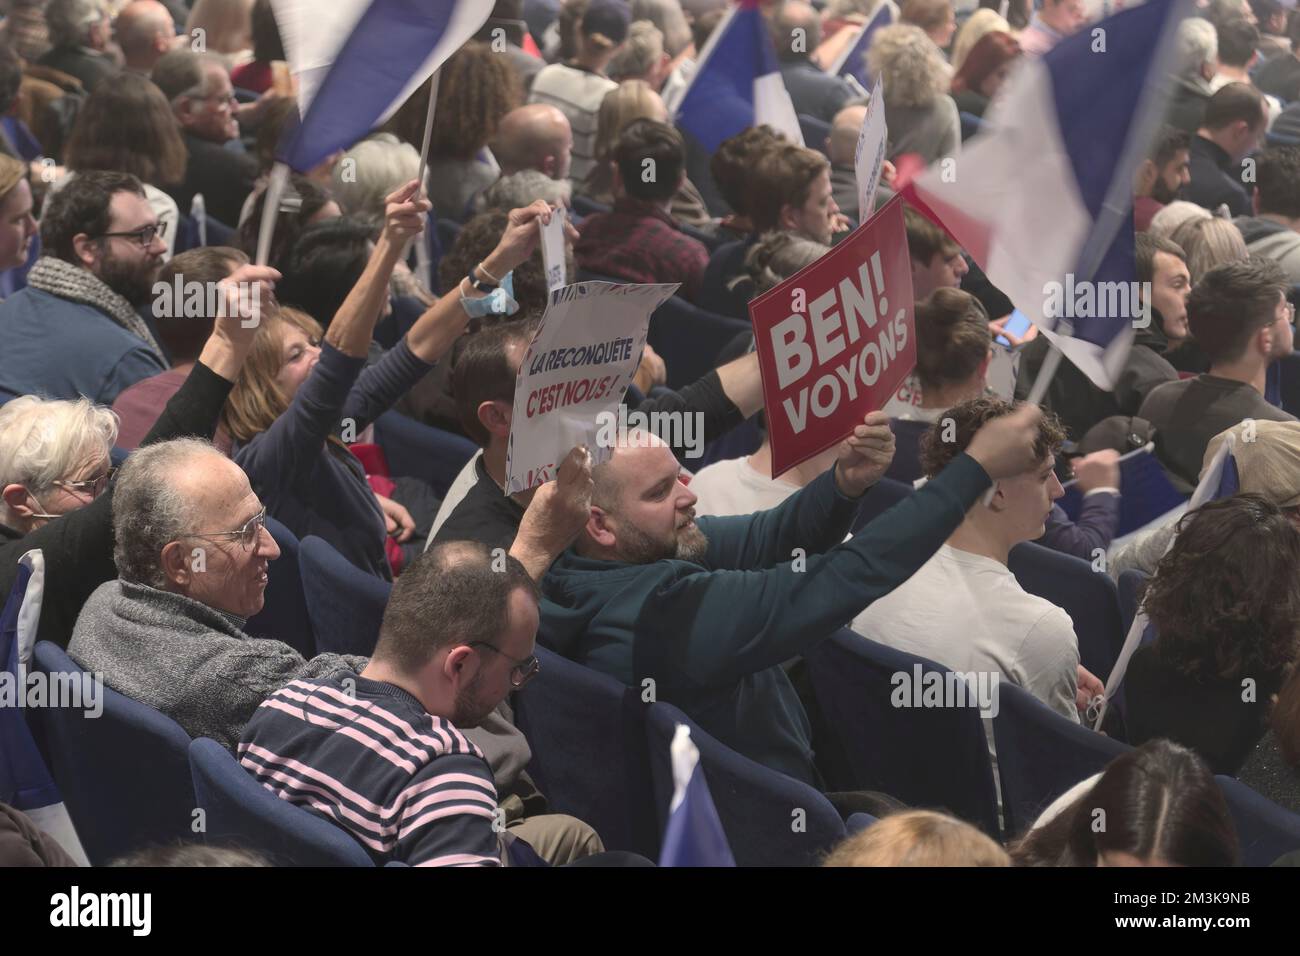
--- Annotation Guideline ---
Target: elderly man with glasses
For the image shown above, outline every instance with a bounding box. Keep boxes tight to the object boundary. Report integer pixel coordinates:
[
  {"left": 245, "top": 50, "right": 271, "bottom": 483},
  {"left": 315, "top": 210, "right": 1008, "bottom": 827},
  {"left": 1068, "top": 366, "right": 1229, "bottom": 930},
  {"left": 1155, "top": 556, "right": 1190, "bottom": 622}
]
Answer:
[
  {"left": 68, "top": 439, "right": 609, "bottom": 865},
  {"left": 0, "top": 170, "right": 171, "bottom": 405},
  {"left": 151, "top": 47, "right": 260, "bottom": 228}
]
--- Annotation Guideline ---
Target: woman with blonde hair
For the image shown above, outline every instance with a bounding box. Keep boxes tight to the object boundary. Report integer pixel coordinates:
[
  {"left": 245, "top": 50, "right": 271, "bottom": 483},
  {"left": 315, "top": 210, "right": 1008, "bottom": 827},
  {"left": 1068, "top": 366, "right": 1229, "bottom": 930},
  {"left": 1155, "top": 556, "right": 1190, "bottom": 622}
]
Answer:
[
  {"left": 223, "top": 185, "right": 562, "bottom": 578},
  {"left": 823, "top": 811, "right": 1010, "bottom": 867},
  {"left": 868, "top": 23, "right": 960, "bottom": 164},
  {"left": 951, "top": 7, "right": 1010, "bottom": 70},
  {"left": 0, "top": 155, "right": 38, "bottom": 280},
  {"left": 578, "top": 79, "right": 712, "bottom": 229},
  {"left": 1169, "top": 215, "right": 1249, "bottom": 283},
  {"left": 185, "top": 0, "right": 254, "bottom": 66}
]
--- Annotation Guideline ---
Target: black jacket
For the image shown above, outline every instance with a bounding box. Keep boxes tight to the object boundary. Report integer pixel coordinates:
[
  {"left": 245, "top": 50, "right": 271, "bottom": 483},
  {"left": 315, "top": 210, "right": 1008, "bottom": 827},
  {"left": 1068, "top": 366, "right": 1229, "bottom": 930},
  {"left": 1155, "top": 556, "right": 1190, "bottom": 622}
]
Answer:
[
  {"left": 165, "top": 132, "right": 259, "bottom": 229},
  {"left": 1181, "top": 135, "right": 1251, "bottom": 218}
]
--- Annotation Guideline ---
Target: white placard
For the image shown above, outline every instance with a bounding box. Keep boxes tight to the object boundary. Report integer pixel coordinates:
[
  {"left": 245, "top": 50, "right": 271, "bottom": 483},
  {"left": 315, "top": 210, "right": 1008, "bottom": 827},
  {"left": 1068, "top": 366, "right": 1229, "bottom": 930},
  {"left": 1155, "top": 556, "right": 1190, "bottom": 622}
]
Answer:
[
  {"left": 538, "top": 209, "right": 567, "bottom": 292},
  {"left": 855, "top": 76, "right": 887, "bottom": 224},
  {"left": 504, "top": 280, "right": 679, "bottom": 494}
]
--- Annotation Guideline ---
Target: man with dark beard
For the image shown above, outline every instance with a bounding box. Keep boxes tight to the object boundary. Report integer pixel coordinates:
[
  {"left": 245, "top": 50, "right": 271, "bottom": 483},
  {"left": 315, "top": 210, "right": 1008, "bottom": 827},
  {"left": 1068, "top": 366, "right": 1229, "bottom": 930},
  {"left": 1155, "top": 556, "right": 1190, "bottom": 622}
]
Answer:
[
  {"left": 539, "top": 407, "right": 1049, "bottom": 788},
  {"left": 0, "top": 171, "right": 169, "bottom": 404},
  {"left": 1134, "top": 125, "right": 1191, "bottom": 232}
]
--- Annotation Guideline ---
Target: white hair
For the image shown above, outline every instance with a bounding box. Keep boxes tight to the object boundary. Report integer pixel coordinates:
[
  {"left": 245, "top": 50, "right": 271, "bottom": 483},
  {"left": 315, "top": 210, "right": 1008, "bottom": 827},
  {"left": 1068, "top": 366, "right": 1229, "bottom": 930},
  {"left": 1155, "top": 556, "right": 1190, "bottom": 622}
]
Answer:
[
  {"left": 480, "top": 170, "right": 573, "bottom": 212},
  {"left": 46, "top": 0, "right": 108, "bottom": 48},
  {"left": 0, "top": 396, "right": 118, "bottom": 522},
  {"left": 111, "top": 438, "right": 222, "bottom": 588},
  {"left": 332, "top": 133, "right": 420, "bottom": 225},
  {"left": 1148, "top": 200, "right": 1213, "bottom": 241},
  {"left": 608, "top": 20, "right": 666, "bottom": 82},
  {"left": 1174, "top": 17, "right": 1218, "bottom": 81},
  {"left": 631, "top": 0, "right": 692, "bottom": 56}
]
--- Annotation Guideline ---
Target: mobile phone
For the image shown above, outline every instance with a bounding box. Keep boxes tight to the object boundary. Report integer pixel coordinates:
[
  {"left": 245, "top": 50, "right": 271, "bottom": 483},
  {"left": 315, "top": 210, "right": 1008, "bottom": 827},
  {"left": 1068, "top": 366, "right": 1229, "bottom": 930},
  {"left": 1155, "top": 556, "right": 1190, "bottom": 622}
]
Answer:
[{"left": 994, "top": 309, "right": 1031, "bottom": 348}]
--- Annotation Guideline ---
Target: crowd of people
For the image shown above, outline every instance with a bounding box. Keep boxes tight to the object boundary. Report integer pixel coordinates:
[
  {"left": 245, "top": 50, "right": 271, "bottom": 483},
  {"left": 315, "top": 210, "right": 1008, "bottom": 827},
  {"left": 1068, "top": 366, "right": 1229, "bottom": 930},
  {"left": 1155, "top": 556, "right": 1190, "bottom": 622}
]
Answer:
[{"left": 0, "top": 0, "right": 1298, "bottom": 870}]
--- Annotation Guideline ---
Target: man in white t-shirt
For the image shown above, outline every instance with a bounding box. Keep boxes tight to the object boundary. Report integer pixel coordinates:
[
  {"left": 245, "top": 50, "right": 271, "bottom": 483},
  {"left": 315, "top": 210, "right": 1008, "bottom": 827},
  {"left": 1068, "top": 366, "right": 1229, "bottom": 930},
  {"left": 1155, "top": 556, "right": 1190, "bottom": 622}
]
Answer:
[
  {"left": 690, "top": 422, "right": 839, "bottom": 517},
  {"left": 852, "top": 397, "right": 1103, "bottom": 722}
]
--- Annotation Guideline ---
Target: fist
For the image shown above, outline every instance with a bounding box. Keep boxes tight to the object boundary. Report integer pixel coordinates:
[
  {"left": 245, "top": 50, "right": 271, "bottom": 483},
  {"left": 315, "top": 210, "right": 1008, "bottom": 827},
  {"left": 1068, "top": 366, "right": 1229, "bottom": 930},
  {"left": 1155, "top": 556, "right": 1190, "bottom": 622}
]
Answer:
[
  {"left": 1071, "top": 449, "right": 1120, "bottom": 494},
  {"left": 383, "top": 179, "right": 431, "bottom": 244},
  {"left": 519, "top": 445, "right": 594, "bottom": 555}
]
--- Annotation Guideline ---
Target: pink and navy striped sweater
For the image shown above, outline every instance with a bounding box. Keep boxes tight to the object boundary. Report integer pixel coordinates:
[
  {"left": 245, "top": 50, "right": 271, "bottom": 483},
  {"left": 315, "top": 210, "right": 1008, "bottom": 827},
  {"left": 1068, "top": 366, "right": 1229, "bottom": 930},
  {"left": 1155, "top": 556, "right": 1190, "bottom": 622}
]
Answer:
[{"left": 239, "top": 674, "right": 502, "bottom": 866}]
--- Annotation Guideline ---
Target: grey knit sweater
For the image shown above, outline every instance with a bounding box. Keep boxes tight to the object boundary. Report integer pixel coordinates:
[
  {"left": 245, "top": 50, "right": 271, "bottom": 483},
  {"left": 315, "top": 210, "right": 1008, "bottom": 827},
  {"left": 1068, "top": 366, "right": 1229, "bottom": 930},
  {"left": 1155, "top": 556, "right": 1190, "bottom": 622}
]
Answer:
[{"left": 69, "top": 580, "right": 366, "bottom": 752}]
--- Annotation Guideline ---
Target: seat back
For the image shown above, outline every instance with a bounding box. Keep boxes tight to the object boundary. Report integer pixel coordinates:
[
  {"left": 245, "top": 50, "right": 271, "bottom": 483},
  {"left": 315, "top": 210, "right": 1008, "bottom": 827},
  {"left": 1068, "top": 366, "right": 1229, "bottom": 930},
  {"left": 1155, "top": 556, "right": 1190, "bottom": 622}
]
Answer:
[
  {"left": 805, "top": 630, "right": 1001, "bottom": 836},
  {"left": 697, "top": 240, "right": 749, "bottom": 318},
  {"left": 645, "top": 296, "right": 751, "bottom": 391},
  {"left": 991, "top": 680, "right": 1131, "bottom": 838},
  {"left": 1116, "top": 569, "right": 1148, "bottom": 640},
  {"left": 512, "top": 647, "right": 657, "bottom": 856},
  {"left": 1275, "top": 350, "right": 1300, "bottom": 417},
  {"left": 298, "top": 536, "right": 392, "bottom": 657},
  {"left": 243, "top": 516, "right": 315, "bottom": 658},
  {"left": 1055, "top": 448, "right": 1185, "bottom": 537},
  {"left": 189, "top": 738, "right": 374, "bottom": 866},
  {"left": 373, "top": 410, "right": 478, "bottom": 499},
  {"left": 571, "top": 195, "right": 611, "bottom": 218},
  {"left": 798, "top": 113, "right": 831, "bottom": 156},
  {"left": 1216, "top": 774, "right": 1300, "bottom": 867},
  {"left": 850, "top": 476, "right": 913, "bottom": 532},
  {"left": 32, "top": 641, "right": 196, "bottom": 865},
  {"left": 1007, "top": 541, "right": 1123, "bottom": 682},
  {"left": 644, "top": 701, "right": 845, "bottom": 866}
]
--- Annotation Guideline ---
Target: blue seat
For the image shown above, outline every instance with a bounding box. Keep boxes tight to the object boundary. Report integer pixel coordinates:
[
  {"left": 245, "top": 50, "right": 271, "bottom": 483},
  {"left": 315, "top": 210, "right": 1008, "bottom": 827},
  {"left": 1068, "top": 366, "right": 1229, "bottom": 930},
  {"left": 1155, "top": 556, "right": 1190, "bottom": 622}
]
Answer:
[
  {"left": 243, "top": 516, "right": 315, "bottom": 658},
  {"left": 805, "top": 630, "right": 1001, "bottom": 836},
  {"left": 373, "top": 410, "right": 478, "bottom": 499},
  {"left": 644, "top": 701, "right": 845, "bottom": 866},
  {"left": 1, "top": 559, "right": 59, "bottom": 817},
  {"left": 798, "top": 113, "right": 831, "bottom": 156},
  {"left": 1116, "top": 569, "right": 1148, "bottom": 641},
  {"left": 1275, "top": 350, "right": 1300, "bottom": 417},
  {"left": 693, "top": 415, "right": 763, "bottom": 470},
  {"left": 32, "top": 641, "right": 197, "bottom": 865},
  {"left": 883, "top": 418, "right": 929, "bottom": 485},
  {"left": 1216, "top": 775, "right": 1300, "bottom": 867},
  {"left": 991, "top": 680, "right": 1131, "bottom": 838},
  {"left": 1056, "top": 449, "right": 1186, "bottom": 537},
  {"left": 189, "top": 738, "right": 374, "bottom": 866},
  {"left": 646, "top": 296, "right": 752, "bottom": 391},
  {"left": 512, "top": 647, "right": 658, "bottom": 856},
  {"left": 959, "top": 110, "right": 985, "bottom": 140},
  {"left": 298, "top": 536, "right": 391, "bottom": 657},
  {"left": 850, "top": 475, "right": 913, "bottom": 531},
  {"left": 1007, "top": 540, "right": 1124, "bottom": 683},
  {"left": 570, "top": 195, "right": 610, "bottom": 218},
  {"left": 697, "top": 239, "right": 749, "bottom": 319},
  {"left": 845, "top": 812, "right": 876, "bottom": 834}
]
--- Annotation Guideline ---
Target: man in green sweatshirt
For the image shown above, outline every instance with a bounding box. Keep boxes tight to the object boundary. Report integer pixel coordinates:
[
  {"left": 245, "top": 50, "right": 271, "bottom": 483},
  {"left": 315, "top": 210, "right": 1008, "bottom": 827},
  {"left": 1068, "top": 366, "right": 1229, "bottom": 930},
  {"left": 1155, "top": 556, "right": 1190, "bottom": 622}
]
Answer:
[{"left": 539, "top": 405, "right": 1047, "bottom": 786}]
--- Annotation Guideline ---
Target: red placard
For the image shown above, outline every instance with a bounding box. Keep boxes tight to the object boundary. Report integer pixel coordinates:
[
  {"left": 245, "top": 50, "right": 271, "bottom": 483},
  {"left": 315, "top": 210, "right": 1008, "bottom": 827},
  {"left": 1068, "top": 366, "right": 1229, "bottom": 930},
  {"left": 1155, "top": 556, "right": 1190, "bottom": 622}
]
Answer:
[{"left": 749, "top": 194, "right": 916, "bottom": 477}]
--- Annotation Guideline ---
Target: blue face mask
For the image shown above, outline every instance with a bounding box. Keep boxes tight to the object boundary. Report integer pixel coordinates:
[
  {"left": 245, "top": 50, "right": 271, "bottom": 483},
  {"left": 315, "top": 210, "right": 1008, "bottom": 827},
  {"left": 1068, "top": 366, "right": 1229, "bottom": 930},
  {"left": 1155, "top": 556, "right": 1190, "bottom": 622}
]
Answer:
[{"left": 461, "top": 271, "right": 520, "bottom": 319}]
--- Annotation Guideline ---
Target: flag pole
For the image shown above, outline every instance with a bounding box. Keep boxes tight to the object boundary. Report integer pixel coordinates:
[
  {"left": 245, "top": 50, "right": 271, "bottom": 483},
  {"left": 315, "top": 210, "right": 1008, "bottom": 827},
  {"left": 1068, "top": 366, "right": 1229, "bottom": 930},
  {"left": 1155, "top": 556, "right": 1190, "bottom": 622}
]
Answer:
[
  {"left": 1025, "top": 340, "right": 1063, "bottom": 407},
  {"left": 415, "top": 70, "right": 441, "bottom": 194},
  {"left": 255, "top": 161, "right": 292, "bottom": 267}
]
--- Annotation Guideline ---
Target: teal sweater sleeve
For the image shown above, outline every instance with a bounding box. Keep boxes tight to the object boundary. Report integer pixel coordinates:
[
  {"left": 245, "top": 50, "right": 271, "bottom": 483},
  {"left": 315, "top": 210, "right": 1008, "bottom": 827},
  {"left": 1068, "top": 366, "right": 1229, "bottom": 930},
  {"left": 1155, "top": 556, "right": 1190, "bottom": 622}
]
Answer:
[{"left": 657, "top": 453, "right": 991, "bottom": 685}]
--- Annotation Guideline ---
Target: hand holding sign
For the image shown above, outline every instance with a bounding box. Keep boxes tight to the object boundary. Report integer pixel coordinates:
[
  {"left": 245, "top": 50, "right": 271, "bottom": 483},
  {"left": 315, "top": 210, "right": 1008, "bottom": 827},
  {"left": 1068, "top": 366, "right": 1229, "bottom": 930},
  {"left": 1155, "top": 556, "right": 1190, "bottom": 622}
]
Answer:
[
  {"left": 538, "top": 205, "right": 569, "bottom": 292},
  {"left": 486, "top": 200, "right": 574, "bottom": 281},
  {"left": 833, "top": 410, "right": 897, "bottom": 497},
  {"left": 511, "top": 444, "right": 594, "bottom": 579}
]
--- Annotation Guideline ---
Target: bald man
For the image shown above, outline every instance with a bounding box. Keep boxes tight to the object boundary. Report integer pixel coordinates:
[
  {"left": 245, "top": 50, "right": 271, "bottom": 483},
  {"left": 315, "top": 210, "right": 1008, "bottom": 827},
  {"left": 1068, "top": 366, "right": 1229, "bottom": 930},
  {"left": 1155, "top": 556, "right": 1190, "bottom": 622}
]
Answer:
[
  {"left": 114, "top": 0, "right": 176, "bottom": 75},
  {"left": 539, "top": 408, "right": 1048, "bottom": 787},
  {"left": 827, "top": 104, "right": 866, "bottom": 218},
  {"left": 492, "top": 103, "right": 575, "bottom": 180},
  {"left": 771, "top": 0, "right": 856, "bottom": 122}
]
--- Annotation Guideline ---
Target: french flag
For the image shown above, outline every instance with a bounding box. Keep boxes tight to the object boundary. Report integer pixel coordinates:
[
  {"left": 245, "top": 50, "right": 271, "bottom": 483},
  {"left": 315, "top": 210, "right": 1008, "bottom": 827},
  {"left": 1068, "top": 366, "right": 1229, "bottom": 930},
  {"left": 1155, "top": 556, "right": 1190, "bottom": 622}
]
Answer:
[
  {"left": 900, "top": 0, "right": 1191, "bottom": 389},
  {"left": 270, "top": 0, "right": 492, "bottom": 173},
  {"left": 1094, "top": 429, "right": 1239, "bottom": 730},
  {"left": 826, "top": 1, "right": 895, "bottom": 94},
  {"left": 674, "top": 0, "right": 804, "bottom": 154},
  {"left": 659, "top": 724, "right": 737, "bottom": 867}
]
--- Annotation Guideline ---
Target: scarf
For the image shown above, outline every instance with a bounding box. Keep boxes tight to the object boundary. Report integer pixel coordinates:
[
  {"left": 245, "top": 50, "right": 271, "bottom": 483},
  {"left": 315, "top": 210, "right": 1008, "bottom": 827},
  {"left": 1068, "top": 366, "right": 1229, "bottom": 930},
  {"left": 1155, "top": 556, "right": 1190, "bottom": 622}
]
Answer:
[{"left": 26, "top": 256, "right": 166, "bottom": 364}]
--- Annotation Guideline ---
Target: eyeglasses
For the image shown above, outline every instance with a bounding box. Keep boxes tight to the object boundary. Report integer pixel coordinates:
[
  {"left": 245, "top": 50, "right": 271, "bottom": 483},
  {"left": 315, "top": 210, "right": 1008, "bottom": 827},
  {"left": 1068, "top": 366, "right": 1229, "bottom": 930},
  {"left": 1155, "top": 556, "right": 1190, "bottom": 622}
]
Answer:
[
  {"left": 1284, "top": 301, "right": 1296, "bottom": 325},
  {"left": 466, "top": 642, "right": 540, "bottom": 688},
  {"left": 98, "top": 221, "right": 168, "bottom": 248},
  {"left": 187, "top": 506, "right": 269, "bottom": 552},
  {"left": 52, "top": 466, "right": 115, "bottom": 500}
]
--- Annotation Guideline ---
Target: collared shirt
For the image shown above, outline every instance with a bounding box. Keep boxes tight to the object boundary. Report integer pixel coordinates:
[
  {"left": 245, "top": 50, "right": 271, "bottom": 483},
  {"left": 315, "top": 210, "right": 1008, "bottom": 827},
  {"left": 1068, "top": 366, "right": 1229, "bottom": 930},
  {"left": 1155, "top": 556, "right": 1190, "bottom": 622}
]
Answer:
[{"left": 575, "top": 196, "right": 710, "bottom": 301}]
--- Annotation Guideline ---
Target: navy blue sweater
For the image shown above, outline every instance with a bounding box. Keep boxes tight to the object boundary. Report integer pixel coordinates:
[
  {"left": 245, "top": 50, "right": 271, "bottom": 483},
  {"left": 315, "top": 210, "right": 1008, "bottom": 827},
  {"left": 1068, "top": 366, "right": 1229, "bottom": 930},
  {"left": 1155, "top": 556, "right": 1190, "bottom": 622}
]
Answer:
[
  {"left": 540, "top": 453, "right": 993, "bottom": 785},
  {"left": 234, "top": 340, "right": 433, "bottom": 579}
]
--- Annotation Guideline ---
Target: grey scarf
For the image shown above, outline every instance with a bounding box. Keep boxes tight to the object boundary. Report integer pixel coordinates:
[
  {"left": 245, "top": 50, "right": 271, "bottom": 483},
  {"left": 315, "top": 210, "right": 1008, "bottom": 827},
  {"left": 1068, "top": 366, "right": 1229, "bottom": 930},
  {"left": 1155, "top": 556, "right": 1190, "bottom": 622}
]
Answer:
[{"left": 26, "top": 256, "right": 166, "bottom": 363}]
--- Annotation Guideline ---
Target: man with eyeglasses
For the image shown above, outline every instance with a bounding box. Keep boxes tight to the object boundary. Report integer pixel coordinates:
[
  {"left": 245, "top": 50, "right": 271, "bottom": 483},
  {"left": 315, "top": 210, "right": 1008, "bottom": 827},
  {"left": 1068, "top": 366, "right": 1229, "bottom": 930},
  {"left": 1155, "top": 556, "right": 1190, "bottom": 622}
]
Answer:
[
  {"left": 0, "top": 170, "right": 170, "bottom": 405},
  {"left": 238, "top": 540, "right": 598, "bottom": 866},
  {"left": 69, "top": 439, "right": 609, "bottom": 865},
  {"left": 152, "top": 48, "right": 260, "bottom": 228}
]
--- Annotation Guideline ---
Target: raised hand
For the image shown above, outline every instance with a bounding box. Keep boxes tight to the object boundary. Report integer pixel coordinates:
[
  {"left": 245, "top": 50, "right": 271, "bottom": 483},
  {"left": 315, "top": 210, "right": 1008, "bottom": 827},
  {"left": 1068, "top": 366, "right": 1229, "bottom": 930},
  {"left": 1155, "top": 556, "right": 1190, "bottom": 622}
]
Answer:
[
  {"left": 382, "top": 179, "right": 431, "bottom": 247},
  {"left": 510, "top": 445, "right": 595, "bottom": 579},
  {"left": 833, "top": 410, "right": 896, "bottom": 498}
]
